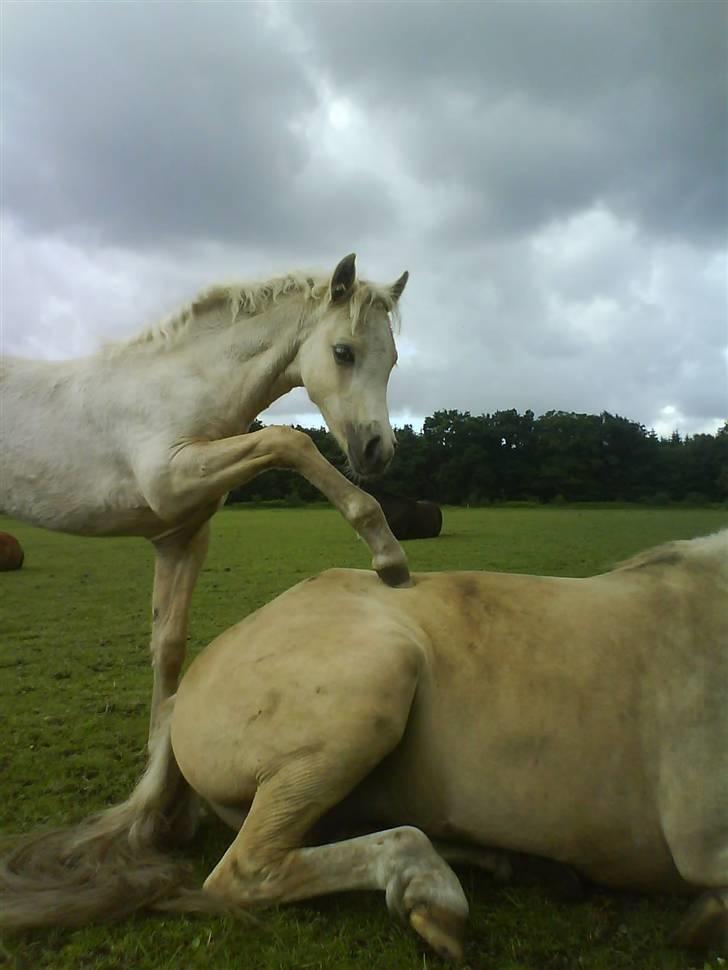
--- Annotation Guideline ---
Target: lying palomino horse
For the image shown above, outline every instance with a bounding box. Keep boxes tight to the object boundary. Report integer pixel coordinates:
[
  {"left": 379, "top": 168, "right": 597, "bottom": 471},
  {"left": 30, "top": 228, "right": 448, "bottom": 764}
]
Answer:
[
  {"left": 2, "top": 530, "right": 726, "bottom": 958},
  {"left": 0, "top": 254, "right": 410, "bottom": 752}
]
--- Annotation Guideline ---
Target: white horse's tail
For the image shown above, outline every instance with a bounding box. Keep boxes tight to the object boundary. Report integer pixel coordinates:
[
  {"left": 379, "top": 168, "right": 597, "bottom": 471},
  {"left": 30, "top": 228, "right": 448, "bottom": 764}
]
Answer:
[{"left": 0, "top": 697, "right": 222, "bottom": 930}]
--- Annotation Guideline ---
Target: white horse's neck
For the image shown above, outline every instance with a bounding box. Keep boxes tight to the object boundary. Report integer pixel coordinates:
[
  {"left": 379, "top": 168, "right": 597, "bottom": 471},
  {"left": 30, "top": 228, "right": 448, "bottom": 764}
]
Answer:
[
  {"left": 197, "top": 298, "right": 306, "bottom": 431},
  {"left": 105, "top": 294, "right": 309, "bottom": 439}
]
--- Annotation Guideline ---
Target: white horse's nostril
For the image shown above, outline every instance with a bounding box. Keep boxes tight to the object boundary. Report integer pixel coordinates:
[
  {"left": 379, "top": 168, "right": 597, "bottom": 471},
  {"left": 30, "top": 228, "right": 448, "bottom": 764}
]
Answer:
[{"left": 363, "top": 436, "right": 382, "bottom": 464}]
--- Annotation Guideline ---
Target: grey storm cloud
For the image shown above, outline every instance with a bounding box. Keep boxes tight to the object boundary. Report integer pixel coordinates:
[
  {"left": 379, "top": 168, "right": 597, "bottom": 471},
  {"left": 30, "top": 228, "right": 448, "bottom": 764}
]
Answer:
[
  {"left": 382, "top": 225, "right": 728, "bottom": 427},
  {"left": 1, "top": 1, "right": 395, "bottom": 248},
  {"left": 1, "top": 0, "right": 726, "bottom": 438},
  {"left": 290, "top": 0, "right": 728, "bottom": 245},
  {"left": 4, "top": 0, "right": 725, "bottom": 249}
]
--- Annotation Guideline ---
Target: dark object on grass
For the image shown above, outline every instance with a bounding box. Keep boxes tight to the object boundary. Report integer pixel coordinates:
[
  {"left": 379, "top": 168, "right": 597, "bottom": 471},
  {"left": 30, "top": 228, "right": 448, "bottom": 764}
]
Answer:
[
  {"left": 371, "top": 490, "right": 443, "bottom": 540},
  {"left": 0, "top": 532, "right": 24, "bottom": 571}
]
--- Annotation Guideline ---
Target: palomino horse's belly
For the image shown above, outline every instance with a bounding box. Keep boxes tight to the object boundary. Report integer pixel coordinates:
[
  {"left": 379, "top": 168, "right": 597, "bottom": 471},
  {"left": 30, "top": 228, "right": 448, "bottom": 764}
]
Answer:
[{"left": 360, "top": 702, "right": 686, "bottom": 894}]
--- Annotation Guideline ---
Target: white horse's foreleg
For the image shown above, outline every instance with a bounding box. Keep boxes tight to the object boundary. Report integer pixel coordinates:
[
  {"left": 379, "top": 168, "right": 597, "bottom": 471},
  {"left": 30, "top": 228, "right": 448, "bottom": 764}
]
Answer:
[
  {"left": 149, "top": 520, "right": 211, "bottom": 741},
  {"left": 144, "top": 521, "right": 211, "bottom": 844},
  {"left": 149, "top": 427, "right": 410, "bottom": 586}
]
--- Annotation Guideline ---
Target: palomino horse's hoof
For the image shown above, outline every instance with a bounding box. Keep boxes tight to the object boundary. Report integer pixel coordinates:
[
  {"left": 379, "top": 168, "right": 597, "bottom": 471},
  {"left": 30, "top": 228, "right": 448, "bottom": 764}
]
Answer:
[
  {"left": 377, "top": 562, "right": 413, "bottom": 588},
  {"left": 409, "top": 903, "right": 466, "bottom": 962},
  {"left": 672, "top": 891, "right": 728, "bottom": 952}
]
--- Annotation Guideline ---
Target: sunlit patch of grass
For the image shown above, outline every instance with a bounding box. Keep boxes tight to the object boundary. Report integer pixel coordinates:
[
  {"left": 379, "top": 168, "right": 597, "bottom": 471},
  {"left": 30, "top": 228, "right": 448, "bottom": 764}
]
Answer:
[{"left": 1, "top": 505, "right": 726, "bottom": 968}]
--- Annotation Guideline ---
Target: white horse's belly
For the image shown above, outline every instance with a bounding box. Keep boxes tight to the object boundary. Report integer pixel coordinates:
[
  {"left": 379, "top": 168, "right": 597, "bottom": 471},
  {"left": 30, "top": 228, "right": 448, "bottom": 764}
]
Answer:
[
  {"left": 2, "top": 411, "right": 164, "bottom": 537},
  {"left": 1, "top": 455, "right": 159, "bottom": 537},
  {"left": 20, "top": 500, "right": 166, "bottom": 538}
]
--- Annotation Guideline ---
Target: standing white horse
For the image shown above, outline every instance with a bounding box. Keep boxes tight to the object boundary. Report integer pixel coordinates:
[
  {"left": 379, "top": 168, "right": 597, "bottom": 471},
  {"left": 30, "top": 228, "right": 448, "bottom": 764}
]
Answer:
[
  {"left": 0, "top": 254, "right": 410, "bottom": 744},
  {"left": 2, "top": 530, "right": 726, "bottom": 958}
]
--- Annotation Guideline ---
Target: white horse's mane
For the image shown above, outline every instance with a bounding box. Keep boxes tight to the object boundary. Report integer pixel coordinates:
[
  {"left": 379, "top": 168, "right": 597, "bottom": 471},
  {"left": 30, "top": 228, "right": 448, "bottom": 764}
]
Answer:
[{"left": 105, "top": 271, "right": 400, "bottom": 357}]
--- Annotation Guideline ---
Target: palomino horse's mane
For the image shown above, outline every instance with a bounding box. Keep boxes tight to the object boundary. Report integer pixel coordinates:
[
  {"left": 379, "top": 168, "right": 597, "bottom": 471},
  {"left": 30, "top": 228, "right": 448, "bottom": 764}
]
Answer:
[
  {"left": 616, "top": 528, "right": 728, "bottom": 571},
  {"left": 105, "top": 272, "right": 401, "bottom": 357}
]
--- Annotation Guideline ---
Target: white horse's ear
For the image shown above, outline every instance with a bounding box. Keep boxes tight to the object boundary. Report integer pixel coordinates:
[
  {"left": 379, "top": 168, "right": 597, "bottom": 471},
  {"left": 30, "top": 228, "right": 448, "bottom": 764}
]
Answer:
[
  {"left": 390, "top": 270, "right": 409, "bottom": 303},
  {"left": 330, "top": 253, "right": 357, "bottom": 302}
]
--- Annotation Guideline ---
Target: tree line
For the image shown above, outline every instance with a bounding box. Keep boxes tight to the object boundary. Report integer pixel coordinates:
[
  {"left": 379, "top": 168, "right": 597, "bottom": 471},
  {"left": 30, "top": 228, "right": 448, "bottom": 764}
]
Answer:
[{"left": 228, "top": 410, "right": 728, "bottom": 506}]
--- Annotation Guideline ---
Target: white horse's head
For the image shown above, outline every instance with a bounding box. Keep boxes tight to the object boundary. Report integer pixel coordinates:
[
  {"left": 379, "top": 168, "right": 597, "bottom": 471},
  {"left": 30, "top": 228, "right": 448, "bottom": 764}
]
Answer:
[{"left": 298, "top": 254, "right": 408, "bottom": 478}]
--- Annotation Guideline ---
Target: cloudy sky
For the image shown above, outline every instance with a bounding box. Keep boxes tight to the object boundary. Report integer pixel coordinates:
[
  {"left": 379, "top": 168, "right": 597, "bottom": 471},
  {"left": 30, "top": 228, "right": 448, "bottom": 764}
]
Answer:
[{"left": 2, "top": 0, "right": 726, "bottom": 437}]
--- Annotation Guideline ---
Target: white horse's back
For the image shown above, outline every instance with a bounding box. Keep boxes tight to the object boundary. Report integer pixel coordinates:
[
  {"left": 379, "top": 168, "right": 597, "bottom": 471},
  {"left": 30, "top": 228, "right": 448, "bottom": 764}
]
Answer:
[{"left": 1, "top": 355, "right": 148, "bottom": 534}]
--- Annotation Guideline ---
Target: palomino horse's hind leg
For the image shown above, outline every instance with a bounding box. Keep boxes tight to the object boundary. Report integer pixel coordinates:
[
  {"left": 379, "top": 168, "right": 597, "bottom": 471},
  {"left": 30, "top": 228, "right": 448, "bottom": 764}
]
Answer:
[
  {"left": 147, "top": 519, "right": 211, "bottom": 843},
  {"left": 200, "top": 644, "right": 467, "bottom": 960},
  {"left": 660, "top": 742, "right": 728, "bottom": 952},
  {"left": 673, "top": 891, "right": 728, "bottom": 951},
  {"left": 669, "top": 828, "right": 728, "bottom": 952},
  {"left": 204, "top": 779, "right": 468, "bottom": 961}
]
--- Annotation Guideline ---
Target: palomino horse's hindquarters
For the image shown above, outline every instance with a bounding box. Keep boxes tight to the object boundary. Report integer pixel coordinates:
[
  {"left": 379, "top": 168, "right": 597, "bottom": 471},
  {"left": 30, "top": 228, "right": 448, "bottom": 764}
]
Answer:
[{"left": 193, "top": 636, "right": 467, "bottom": 958}]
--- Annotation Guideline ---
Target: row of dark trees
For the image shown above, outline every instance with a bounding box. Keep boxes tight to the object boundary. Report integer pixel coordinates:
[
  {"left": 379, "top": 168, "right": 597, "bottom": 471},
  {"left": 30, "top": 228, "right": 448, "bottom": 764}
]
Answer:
[{"left": 228, "top": 410, "right": 728, "bottom": 506}]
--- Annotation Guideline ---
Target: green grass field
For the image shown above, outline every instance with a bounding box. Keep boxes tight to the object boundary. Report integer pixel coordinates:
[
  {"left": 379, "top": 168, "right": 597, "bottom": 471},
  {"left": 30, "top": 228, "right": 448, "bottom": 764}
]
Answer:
[{"left": 1, "top": 506, "right": 726, "bottom": 970}]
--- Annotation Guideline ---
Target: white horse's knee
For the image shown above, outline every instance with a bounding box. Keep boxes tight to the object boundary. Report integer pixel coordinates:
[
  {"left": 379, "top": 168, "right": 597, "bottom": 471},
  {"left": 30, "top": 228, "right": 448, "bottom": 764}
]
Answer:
[
  {"left": 344, "top": 490, "right": 382, "bottom": 529},
  {"left": 264, "top": 425, "right": 315, "bottom": 466}
]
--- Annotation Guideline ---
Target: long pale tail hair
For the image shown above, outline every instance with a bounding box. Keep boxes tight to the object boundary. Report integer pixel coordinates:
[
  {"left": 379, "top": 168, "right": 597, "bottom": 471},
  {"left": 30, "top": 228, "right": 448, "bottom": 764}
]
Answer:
[{"left": 0, "top": 697, "right": 222, "bottom": 930}]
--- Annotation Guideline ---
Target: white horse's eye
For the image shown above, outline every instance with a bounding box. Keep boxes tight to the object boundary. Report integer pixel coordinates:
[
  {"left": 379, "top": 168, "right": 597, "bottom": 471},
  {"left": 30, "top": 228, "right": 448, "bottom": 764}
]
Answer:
[{"left": 333, "top": 344, "right": 355, "bottom": 365}]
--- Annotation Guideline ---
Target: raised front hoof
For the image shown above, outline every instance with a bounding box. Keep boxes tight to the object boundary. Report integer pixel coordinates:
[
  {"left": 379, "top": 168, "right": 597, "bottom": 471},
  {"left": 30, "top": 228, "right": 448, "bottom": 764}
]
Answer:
[
  {"left": 672, "top": 892, "right": 728, "bottom": 953},
  {"left": 409, "top": 904, "right": 466, "bottom": 962},
  {"left": 376, "top": 561, "right": 413, "bottom": 588}
]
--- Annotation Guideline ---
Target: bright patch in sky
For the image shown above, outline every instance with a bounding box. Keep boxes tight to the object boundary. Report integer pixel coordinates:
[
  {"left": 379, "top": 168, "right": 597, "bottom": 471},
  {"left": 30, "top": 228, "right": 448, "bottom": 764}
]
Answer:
[{"left": 327, "top": 99, "right": 352, "bottom": 130}]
